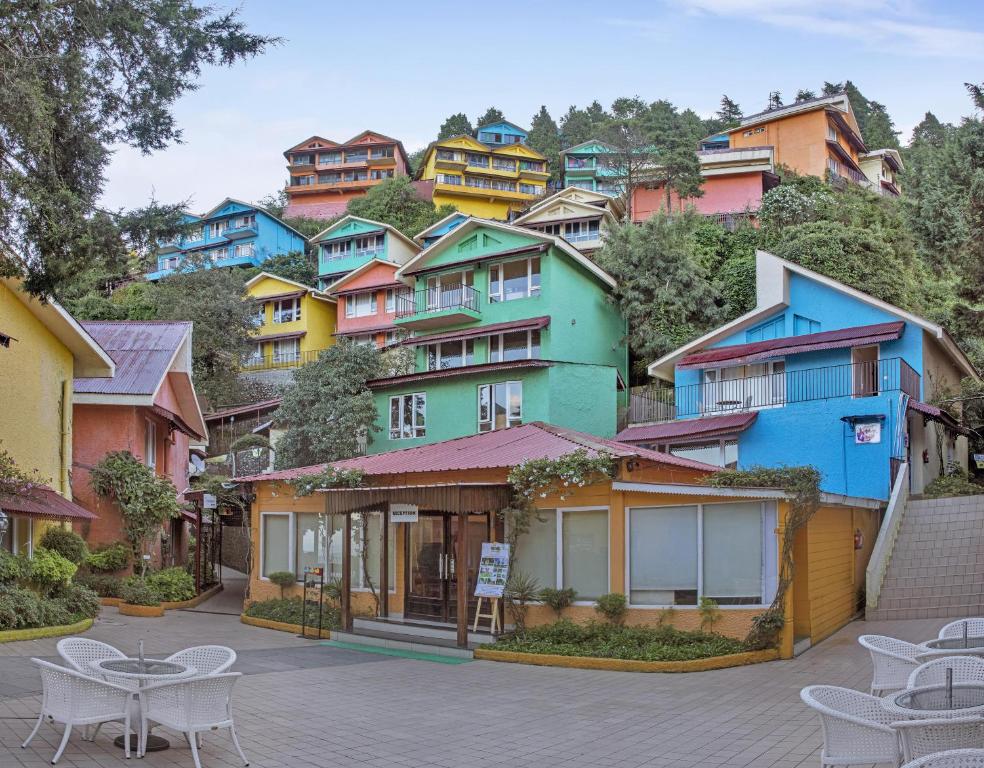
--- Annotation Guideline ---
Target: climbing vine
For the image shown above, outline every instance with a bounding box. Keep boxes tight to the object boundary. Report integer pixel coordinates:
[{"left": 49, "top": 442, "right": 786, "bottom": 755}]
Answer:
[
  {"left": 706, "top": 465, "right": 821, "bottom": 649},
  {"left": 290, "top": 466, "right": 366, "bottom": 497},
  {"left": 0, "top": 442, "right": 48, "bottom": 498}
]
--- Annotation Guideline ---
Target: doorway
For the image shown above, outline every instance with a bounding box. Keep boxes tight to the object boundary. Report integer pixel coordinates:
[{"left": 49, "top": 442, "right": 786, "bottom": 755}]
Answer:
[
  {"left": 852, "top": 346, "right": 880, "bottom": 397},
  {"left": 404, "top": 512, "right": 494, "bottom": 623}
]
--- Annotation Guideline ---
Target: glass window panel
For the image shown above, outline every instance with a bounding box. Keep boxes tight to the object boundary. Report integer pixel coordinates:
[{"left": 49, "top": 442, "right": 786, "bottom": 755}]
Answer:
[
  {"left": 703, "top": 503, "right": 763, "bottom": 604},
  {"left": 669, "top": 442, "right": 723, "bottom": 467},
  {"left": 295, "top": 513, "right": 328, "bottom": 580},
  {"left": 413, "top": 393, "right": 426, "bottom": 437},
  {"left": 488, "top": 336, "right": 500, "bottom": 362},
  {"left": 562, "top": 510, "right": 608, "bottom": 600},
  {"left": 402, "top": 395, "right": 413, "bottom": 438},
  {"left": 530, "top": 330, "right": 540, "bottom": 358},
  {"left": 440, "top": 342, "right": 462, "bottom": 369},
  {"left": 501, "top": 331, "right": 530, "bottom": 362},
  {"left": 389, "top": 397, "right": 400, "bottom": 438},
  {"left": 489, "top": 265, "right": 501, "bottom": 303},
  {"left": 508, "top": 381, "right": 522, "bottom": 423},
  {"left": 514, "top": 510, "right": 556, "bottom": 590},
  {"left": 494, "top": 383, "right": 508, "bottom": 430},
  {"left": 724, "top": 440, "right": 739, "bottom": 469},
  {"left": 502, "top": 259, "right": 529, "bottom": 301},
  {"left": 629, "top": 506, "right": 698, "bottom": 605},
  {"left": 426, "top": 345, "right": 438, "bottom": 371},
  {"left": 262, "top": 516, "right": 290, "bottom": 577},
  {"left": 530, "top": 257, "right": 541, "bottom": 294},
  {"left": 464, "top": 339, "right": 474, "bottom": 365},
  {"left": 478, "top": 385, "right": 491, "bottom": 431}
]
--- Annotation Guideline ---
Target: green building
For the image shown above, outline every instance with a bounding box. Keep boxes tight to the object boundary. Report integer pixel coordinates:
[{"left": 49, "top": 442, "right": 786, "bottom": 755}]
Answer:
[
  {"left": 561, "top": 139, "right": 624, "bottom": 197},
  {"left": 365, "top": 218, "right": 628, "bottom": 454}
]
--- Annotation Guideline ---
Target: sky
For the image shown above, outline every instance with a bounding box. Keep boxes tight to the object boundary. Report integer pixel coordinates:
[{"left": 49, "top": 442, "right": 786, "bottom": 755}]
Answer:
[{"left": 101, "top": 0, "right": 984, "bottom": 213}]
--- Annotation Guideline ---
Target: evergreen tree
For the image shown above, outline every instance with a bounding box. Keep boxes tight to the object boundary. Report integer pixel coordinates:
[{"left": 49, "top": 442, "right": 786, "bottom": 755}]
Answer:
[
  {"left": 347, "top": 177, "right": 456, "bottom": 239},
  {"left": 476, "top": 107, "right": 505, "bottom": 128},
  {"left": 527, "top": 106, "right": 563, "bottom": 185},
  {"left": 767, "top": 91, "right": 783, "bottom": 110},
  {"left": 716, "top": 95, "right": 743, "bottom": 127},
  {"left": 248, "top": 252, "right": 318, "bottom": 287},
  {"left": 559, "top": 101, "right": 610, "bottom": 147},
  {"left": 437, "top": 113, "right": 473, "bottom": 140},
  {"left": 795, "top": 89, "right": 817, "bottom": 102}
]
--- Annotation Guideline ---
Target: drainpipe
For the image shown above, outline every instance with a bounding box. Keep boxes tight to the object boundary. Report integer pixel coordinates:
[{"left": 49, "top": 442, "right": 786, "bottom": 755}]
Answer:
[{"left": 61, "top": 379, "right": 72, "bottom": 499}]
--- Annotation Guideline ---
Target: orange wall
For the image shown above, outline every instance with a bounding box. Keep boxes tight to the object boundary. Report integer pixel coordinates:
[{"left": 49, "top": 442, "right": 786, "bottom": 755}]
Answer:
[{"left": 730, "top": 110, "right": 841, "bottom": 179}]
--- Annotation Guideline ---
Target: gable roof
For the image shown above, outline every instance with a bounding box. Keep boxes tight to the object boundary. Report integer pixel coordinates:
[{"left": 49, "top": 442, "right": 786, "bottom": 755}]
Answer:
[
  {"left": 394, "top": 216, "right": 616, "bottom": 289},
  {"left": 861, "top": 148, "right": 904, "bottom": 172},
  {"left": 340, "top": 129, "right": 410, "bottom": 165},
  {"left": 244, "top": 272, "right": 334, "bottom": 303},
  {"left": 233, "top": 421, "right": 718, "bottom": 483},
  {"left": 322, "top": 259, "right": 403, "bottom": 295},
  {"left": 413, "top": 134, "right": 546, "bottom": 179},
  {"left": 647, "top": 250, "right": 978, "bottom": 380},
  {"left": 283, "top": 135, "right": 339, "bottom": 156},
  {"left": 309, "top": 214, "right": 421, "bottom": 253},
  {"left": 197, "top": 197, "right": 308, "bottom": 240},
  {"left": 513, "top": 196, "right": 617, "bottom": 228},
  {"left": 475, "top": 119, "right": 528, "bottom": 136},
  {"left": 561, "top": 138, "right": 616, "bottom": 155},
  {"left": 1, "top": 277, "right": 115, "bottom": 378},
  {"left": 412, "top": 212, "right": 469, "bottom": 244}
]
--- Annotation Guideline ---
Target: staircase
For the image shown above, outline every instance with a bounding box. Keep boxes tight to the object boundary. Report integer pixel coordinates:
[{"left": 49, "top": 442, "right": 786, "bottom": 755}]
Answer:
[{"left": 868, "top": 495, "right": 984, "bottom": 621}]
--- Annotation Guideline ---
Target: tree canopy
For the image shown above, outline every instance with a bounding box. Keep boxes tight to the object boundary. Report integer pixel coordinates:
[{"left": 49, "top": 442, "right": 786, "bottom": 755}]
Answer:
[
  {"left": 346, "top": 177, "right": 456, "bottom": 239},
  {"left": 437, "top": 113, "right": 473, "bottom": 140}
]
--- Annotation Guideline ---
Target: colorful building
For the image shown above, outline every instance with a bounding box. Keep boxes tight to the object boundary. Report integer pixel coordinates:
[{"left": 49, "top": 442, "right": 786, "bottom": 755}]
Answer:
[
  {"left": 560, "top": 140, "right": 625, "bottom": 197},
  {"left": 238, "top": 421, "right": 880, "bottom": 656},
  {"left": 72, "top": 321, "right": 208, "bottom": 566},
  {"left": 311, "top": 215, "right": 421, "bottom": 289},
  {"left": 364, "top": 217, "right": 628, "bottom": 454},
  {"left": 413, "top": 212, "right": 469, "bottom": 249},
  {"left": 146, "top": 198, "right": 307, "bottom": 281},
  {"left": 619, "top": 250, "right": 978, "bottom": 501},
  {"left": 0, "top": 278, "right": 114, "bottom": 555},
  {"left": 283, "top": 131, "right": 411, "bottom": 220},
  {"left": 415, "top": 135, "right": 550, "bottom": 220},
  {"left": 325, "top": 260, "right": 408, "bottom": 349},
  {"left": 475, "top": 119, "right": 528, "bottom": 148},
  {"left": 513, "top": 187, "right": 623, "bottom": 253},
  {"left": 242, "top": 273, "right": 337, "bottom": 373},
  {"left": 859, "top": 148, "right": 903, "bottom": 197}
]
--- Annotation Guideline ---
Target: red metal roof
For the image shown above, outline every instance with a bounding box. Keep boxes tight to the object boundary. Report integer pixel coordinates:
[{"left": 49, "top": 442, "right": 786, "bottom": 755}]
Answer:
[
  {"left": 150, "top": 404, "right": 206, "bottom": 441},
  {"left": 0, "top": 486, "right": 96, "bottom": 520},
  {"left": 205, "top": 398, "right": 283, "bottom": 422},
  {"left": 616, "top": 412, "right": 758, "bottom": 443},
  {"left": 909, "top": 400, "right": 971, "bottom": 436},
  {"left": 233, "top": 421, "right": 718, "bottom": 483},
  {"left": 400, "top": 317, "right": 551, "bottom": 347},
  {"left": 75, "top": 321, "right": 190, "bottom": 395},
  {"left": 367, "top": 360, "right": 552, "bottom": 389},
  {"left": 251, "top": 290, "right": 307, "bottom": 302},
  {"left": 253, "top": 330, "right": 306, "bottom": 343},
  {"left": 678, "top": 321, "right": 905, "bottom": 370}
]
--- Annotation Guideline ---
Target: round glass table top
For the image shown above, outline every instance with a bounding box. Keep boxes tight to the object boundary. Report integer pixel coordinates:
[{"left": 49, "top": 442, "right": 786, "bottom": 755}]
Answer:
[
  {"left": 892, "top": 685, "right": 984, "bottom": 712},
  {"left": 926, "top": 636, "right": 984, "bottom": 650},
  {"left": 97, "top": 658, "right": 187, "bottom": 676}
]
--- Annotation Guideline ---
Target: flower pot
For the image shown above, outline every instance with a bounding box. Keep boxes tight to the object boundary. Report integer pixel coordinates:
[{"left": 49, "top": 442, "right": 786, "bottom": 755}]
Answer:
[{"left": 118, "top": 602, "right": 164, "bottom": 618}]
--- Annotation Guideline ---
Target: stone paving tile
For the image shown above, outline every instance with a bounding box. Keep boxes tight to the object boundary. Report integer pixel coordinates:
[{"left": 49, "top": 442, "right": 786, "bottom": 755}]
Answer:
[{"left": 0, "top": 596, "right": 949, "bottom": 768}]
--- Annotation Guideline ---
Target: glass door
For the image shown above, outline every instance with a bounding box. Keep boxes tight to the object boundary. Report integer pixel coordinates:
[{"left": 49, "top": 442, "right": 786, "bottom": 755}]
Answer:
[
  {"left": 406, "top": 514, "right": 447, "bottom": 620},
  {"left": 447, "top": 515, "right": 489, "bottom": 624}
]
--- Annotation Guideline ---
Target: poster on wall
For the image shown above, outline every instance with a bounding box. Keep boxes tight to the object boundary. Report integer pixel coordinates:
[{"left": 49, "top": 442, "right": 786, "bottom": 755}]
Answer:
[
  {"left": 855, "top": 422, "right": 882, "bottom": 444},
  {"left": 974, "top": 454, "right": 984, "bottom": 470},
  {"left": 474, "top": 542, "right": 511, "bottom": 598}
]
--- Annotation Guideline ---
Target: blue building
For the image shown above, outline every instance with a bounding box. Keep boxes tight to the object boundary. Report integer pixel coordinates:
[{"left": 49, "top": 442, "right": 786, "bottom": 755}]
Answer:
[
  {"left": 618, "top": 251, "right": 978, "bottom": 501},
  {"left": 474, "top": 120, "right": 528, "bottom": 148},
  {"left": 145, "top": 198, "right": 307, "bottom": 281},
  {"left": 412, "top": 212, "right": 468, "bottom": 249}
]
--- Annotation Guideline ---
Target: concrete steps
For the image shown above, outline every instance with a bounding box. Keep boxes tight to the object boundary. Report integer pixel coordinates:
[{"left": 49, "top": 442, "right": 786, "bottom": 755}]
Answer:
[{"left": 868, "top": 495, "right": 984, "bottom": 621}]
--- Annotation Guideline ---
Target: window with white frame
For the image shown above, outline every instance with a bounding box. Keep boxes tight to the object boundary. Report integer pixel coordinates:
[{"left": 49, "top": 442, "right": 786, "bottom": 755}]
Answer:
[
  {"left": 233, "top": 242, "right": 255, "bottom": 258},
  {"left": 354, "top": 234, "right": 384, "bottom": 258},
  {"left": 273, "top": 338, "right": 300, "bottom": 364},
  {"left": 251, "top": 302, "right": 265, "bottom": 328},
  {"left": 211, "top": 221, "right": 227, "bottom": 238},
  {"left": 243, "top": 343, "right": 264, "bottom": 367},
  {"left": 478, "top": 381, "right": 522, "bottom": 432},
  {"left": 3, "top": 515, "right": 33, "bottom": 556},
  {"left": 294, "top": 512, "right": 396, "bottom": 587},
  {"left": 627, "top": 501, "right": 777, "bottom": 607},
  {"left": 232, "top": 214, "right": 255, "bottom": 229},
  {"left": 389, "top": 393, "right": 426, "bottom": 439},
  {"left": 384, "top": 289, "right": 397, "bottom": 313},
  {"left": 564, "top": 220, "right": 600, "bottom": 243},
  {"left": 666, "top": 439, "right": 738, "bottom": 469},
  {"left": 513, "top": 508, "right": 609, "bottom": 600},
  {"left": 383, "top": 330, "right": 399, "bottom": 347},
  {"left": 489, "top": 257, "right": 540, "bottom": 302},
  {"left": 348, "top": 334, "right": 375, "bottom": 347},
  {"left": 425, "top": 339, "right": 475, "bottom": 370},
  {"left": 488, "top": 329, "right": 540, "bottom": 363},
  {"left": 144, "top": 420, "right": 157, "bottom": 470},
  {"left": 321, "top": 240, "right": 349, "bottom": 261},
  {"left": 273, "top": 297, "right": 301, "bottom": 324},
  {"left": 187, "top": 227, "right": 204, "bottom": 242},
  {"left": 345, "top": 291, "right": 376, "bottom": 318},
  {"left": 425, "top": 270, "right": 474, "bottom": 311},
  {"left": 519, "top": 183, "right": 544, "bottom": 195},
  {"left": 292, "top": 153, "right": 313, "bottom": 165},
  {"left": 702, "top": 360, "right": 785, "bottom": 412},
  {"left": 261, "top": 514, "right": 290, "bottom": 577}
]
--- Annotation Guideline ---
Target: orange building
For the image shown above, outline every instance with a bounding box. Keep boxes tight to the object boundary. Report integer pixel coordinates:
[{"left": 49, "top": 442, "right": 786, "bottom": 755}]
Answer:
[
  {"left": 324, "top": 259, "right": 407, "bottom": 349},
  {"left": 284, "top": 131, "right": 411, "bottom": 220}
]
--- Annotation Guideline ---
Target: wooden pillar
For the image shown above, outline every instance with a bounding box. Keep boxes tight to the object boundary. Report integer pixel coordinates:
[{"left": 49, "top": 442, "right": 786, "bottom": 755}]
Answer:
[
  {"left": 456, "top": 511, "right": 468, "bottom": 648},
  {"left": 194, "top": 505, "right": 202, "bottom": 595},
  {"left": 341, "top": 513, "right": 353, "bottom": 631},
  {"left": 380, "top": 507, "right": 389, "bottom": 618}
]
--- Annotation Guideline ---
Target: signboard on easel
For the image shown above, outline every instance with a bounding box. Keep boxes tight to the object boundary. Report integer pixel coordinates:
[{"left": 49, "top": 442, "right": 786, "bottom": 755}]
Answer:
[{"left": 475, "top": 542, "right": 510, "bottom": 598}]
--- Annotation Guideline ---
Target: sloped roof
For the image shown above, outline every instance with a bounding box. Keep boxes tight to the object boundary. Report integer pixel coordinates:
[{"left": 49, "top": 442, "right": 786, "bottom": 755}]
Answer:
[
  {"left": 310, "top": 215, "right": 421, "bottom": 254},
  {"left": 616, "top": 412, "right": 758, "bottom": 443},
  {"left": 234, "top": 421, "right": 717, "bottom": 483},
  {"left": 75, "top": 322, "right": 190, "bottom": 395},
  {"left": 0, "top": 485, "right": 97, "bottom": 520}
]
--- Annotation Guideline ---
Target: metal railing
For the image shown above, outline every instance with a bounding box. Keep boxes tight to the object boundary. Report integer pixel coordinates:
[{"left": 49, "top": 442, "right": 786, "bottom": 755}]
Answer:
[
  {"left": 239, "top": 348, "right": 325, "bottom": 372},
  {"left": 629, "top": 357, "right": 920, "bottom": 424},
  {"left": 395, "top": 284, "right": 480, "bottom": 318},
  {"left": 866, "top": 461, "right": 909, "bottom": 610}
]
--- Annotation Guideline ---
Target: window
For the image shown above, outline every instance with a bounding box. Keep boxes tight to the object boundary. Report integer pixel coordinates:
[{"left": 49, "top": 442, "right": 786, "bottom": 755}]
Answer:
[
  {"left": 187, "top": 227, "right": 204, "bottom": 242},
  {"left": 489, "top": 257, "right": 540, "bottom": 302},
  {"left": 466, "top": 153, "right": 489, "bottom": 168},
  {"left": 3, "top": 515, "right": 33, "bottom": 556},
  {"left": 345, "top": 291, "right": 376, "bottom": 318},
  {"left": 349, "top": 334, "right": 375, "bottom": 347},
  {"left": 570, "top": 180, "right": 594, "bottom": 190},
  {"left": 144, "top": 421, "right": 157, "bottom": 470},
  {"left": 566, "top": 156, "right": 593, "bottom": 169},
  {"left": 261, "top": 514, "right": 290, "bottom": 577},
  {"left": 273, "top": 338, "right": 300, "bottom": 364},
  {"left": 464, "top": 176, "right": 492, "bottom": 189},
  {"left": 319, "top": 172, "right": 341, "bottom": 184},
  {"left": 425, "top": 270, "right": 474, "bottom": 311},
  {"left": 209, "top": 247, "right": 228, "bottom": 263},
  {"left": 478, "top": 132, "right": 501, "bottom": 144},
  {"left": 370, "top": 146, "right": 394, "bottom": 159},
  {"left": 702, "top": 360, "right": 785, "bottom": 411},
  {"left": 383, "top": 330, "right": 399, "bottom": 348},
  {"left": 490, "top": 180, "right": 515, "bottom": 192},
  {"left": 211, "top": 221, "right": 227, "bottom": 238},
  {"left": 492, "top": 158, "right": 517, "bottom": 171},
  {"left": 488, "top": 330, "right": 540, "bottom": 362},
  {"left": 292, "top": 154, "right": 313, "bottom": 165},
  {"left": 343, "top": 170, "right": 368, "bottom": 182},
  {"left": 160, "top": 256, "right": 180, "bottom": 271},
  {"left": 232, "top": 214, "right": 255, "bottom": 229},
  {"left": 354, "top": 235, "right": 383, "bottom": 258},
  {"left": 344, "top": 150, "right": 368, "bottom": 163},
  {"left": 243, "top": 343, "right": 264, "bottom": 367},
  {"left": 627, "top": 502, "right": 776, "bottom": 606},
  {"left": 668, "top": 439, "right": 738, "bottom": 469},
  {"left": 827, "top": 157, "right": 839, "bottom": 175},
  {"left": 385, "top": 289, "right": 397, "bottom": 313},
  {"left": 389, "top": 393, "right": 426, "bottom": 439},
  {"left": 519, "top": 183, "right": 543, "bottom": 195},
  {"left": 436, "top": 173, "right": 462, "bottom": 186},
  {"left": 292, "top": 175, "right": 315, "bottom": 186},
  {"left": 233, "top": 242, "right": 255, "bottom": 258},
  {"left": 826, "top": 124, "right": 837, "bottom": 142},
  {"left": 321, "top": 240, "right": 349, "bottom": 261},
  {"left": 534, "top": 223, "right": 563, "bottom": 237},
  {"left": 563, "top": 220, "right": 600, "bottom": 243},
  {"left": 252, "top": 303, "right": 265, "bottom": 327},
  {"left": 273, "top": 298, "right": 300, "bottom": 323},
  {"left": 520, "top": 160, "right": 545, "bottom": 172},
  {"left": 319, "top": 151, "right": 342, "bottom": 165},
  {"left": 425, "top": 339, "right": 475, "bottom": 370},
  {"left": 793, "top": 314, "right": 821, "bottom": 336},
  {"left": 513, "top": 510, "right": 556, "bottom": 590},
  {"left": 478, "top": 381, "right": 522, "bottom": 432},
  {"left": 370, "top": 169, "right": 395, "bottom": 180},
  {"left": 436, "top": 149, "right": 460, "bottom": 162}
]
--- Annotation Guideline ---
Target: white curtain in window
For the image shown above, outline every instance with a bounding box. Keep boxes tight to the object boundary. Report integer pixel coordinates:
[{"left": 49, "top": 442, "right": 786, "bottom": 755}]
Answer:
[
  {"left": 629, "top": 506, "right": 698, "bottom": 604},
  {"left": 262, "top": 516, "right": 290, "bottom": 577},
  {"left": 702, "top": 502, "right": 762, "bottom": 601},
  {"left": 562, "top": 510, "right": 607, "bottom": 600},
  {"left": 514, "top": 510, "right": 556, "bottom": 590},
  {"left": 295, "top": 513, "right": 328, "bottom": 580}
]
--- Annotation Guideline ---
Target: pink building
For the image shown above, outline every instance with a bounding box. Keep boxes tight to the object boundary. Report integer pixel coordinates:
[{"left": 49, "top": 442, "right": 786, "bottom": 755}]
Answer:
[
  {"left": 325, "top": 260, "right": 408, "bottom": 348},
  {"left": 72, "top": 322, "right": 207, "bottom": 567}
]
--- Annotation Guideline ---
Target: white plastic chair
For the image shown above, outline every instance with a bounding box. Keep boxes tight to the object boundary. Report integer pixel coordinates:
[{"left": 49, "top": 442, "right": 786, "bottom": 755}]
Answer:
[
  {"left": 165, "top": 645, "right": 236, "bottom": 676},
  {"left": 894, "top": 717, "right": 984, "bottom": 763},
  {"left": 903, "top": 750, "right": 984, "bottom": 767},
  {"left": 22, "top": 658, "right": 134, "bottom": 763},
  {"left": 859, "top": 634, "right": 925, "bottom": 695},
  {"left": 138, "top": 672, "right": 249, "bottom": 767},
  {"left": 940, "top": 620, "right": 984, "bottom": 640},
  {"left": 800, "top": 685, "right": 901, "bottom": 767},
  {"left": 908, "top": 656, "right": 984, "bottom": 689},
  {"left": 56, "top": 637, "right": 128, "bottom": 678}
]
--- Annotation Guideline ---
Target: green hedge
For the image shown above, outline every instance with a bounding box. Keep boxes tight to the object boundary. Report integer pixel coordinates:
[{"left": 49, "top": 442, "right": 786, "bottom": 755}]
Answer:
[
  {"left": 146, "top": 568, "right": 195, "bottom": 602},
  {"left": 0, "top": 583, "right": 100, "bottom": 631},
  {"left": 84, "top": 542, "right": 130, "bottom": 573},
  {"left": 74, "top": 571, "right": 123, "bottom": 598},
  {"left": 244, "top": 597, "right": 338, "bottom": 629}
]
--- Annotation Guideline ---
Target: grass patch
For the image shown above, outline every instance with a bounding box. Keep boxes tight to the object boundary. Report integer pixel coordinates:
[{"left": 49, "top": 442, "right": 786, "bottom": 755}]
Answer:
[
  {"left": 492, "top": 620, "right": 750, "bottom": 662},
  {"left": 244, "top": 597, "right": 339, "bottom": 629}
]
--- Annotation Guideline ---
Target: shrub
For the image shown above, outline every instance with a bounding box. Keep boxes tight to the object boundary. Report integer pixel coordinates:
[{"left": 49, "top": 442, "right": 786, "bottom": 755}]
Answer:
[
  {"left": 74, "top": 571, "right": 123, "bottom": 598},
  {"left": 27, "top": 548, "right": 77, "bottom": 591},
  {"left": 85, "top": 542, "right": 130, "bottom": 572},
  {"left": 539, "top": 587, "right": 577, "bottom": 619},
  {"left": 924, "top": 469, "right": 983, "bottom": 499},
  {"left": 51, "top": 582, "right": 101, "bottom": 619},
  {"left": 594, "top": 592, "right": 628, "bottom": 626},
  {"left": 505, "top": 571, "right": 540, "bottom": 634},
  {"left": 38, "top": 528, "right": 88, "bottom": 565},
  {"left": 120, "top": 577, "right": 160, "bottom": 606},
  {"left": 0, "top": 549, "right": 26, "bottom": 584},
  {"left": 35, "top": 598, "right": 72, "bottom": 627},
  {"left": 0, "top": 586, "right": 41, "bottom": 630},
  {"left": 698, "top": 597, "right": 722, "bottom": 631},
  {"left": 267, "top": 570, "right": 296, "bottom": 599},
  {"left": 244, "top": 597, "right": 338, "bottom": 629},
  {"left": 146, "top": 567, "right": 195, "bottom": 602},
  {"left": 0, "top": 583, "right": 98, "bottom": 631}
]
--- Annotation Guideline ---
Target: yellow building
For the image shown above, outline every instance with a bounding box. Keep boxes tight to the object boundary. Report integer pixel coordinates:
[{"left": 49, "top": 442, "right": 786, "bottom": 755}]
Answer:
[
  {"left": 416, "top": 135, "right": 550, "bottom": 220},
  {"left": 0, "top": 277, "right": 115, "bottom": 554},
  {"left": 243, "top": 273, "right": 337, "bottom": 371}
]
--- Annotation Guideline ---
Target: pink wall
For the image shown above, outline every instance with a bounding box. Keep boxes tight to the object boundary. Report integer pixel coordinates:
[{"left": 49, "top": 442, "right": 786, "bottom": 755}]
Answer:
[
  {"left": 632, "top": 173, "right": 767, "bottom": 222},
  {"left": 332, "top": 262, "right": 402, "bottom": 345}
]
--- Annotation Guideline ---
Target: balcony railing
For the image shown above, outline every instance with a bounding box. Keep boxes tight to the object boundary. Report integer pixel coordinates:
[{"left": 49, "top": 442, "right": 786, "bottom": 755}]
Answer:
[
  {"left": 396, "top": 284, "right": 480, "bottom": 318},
  {"left": 239, "top": 348, "right": 325, "bottom": 372},
  {"left": 629, "top": 357, "right": 920, "bottom": 424}
]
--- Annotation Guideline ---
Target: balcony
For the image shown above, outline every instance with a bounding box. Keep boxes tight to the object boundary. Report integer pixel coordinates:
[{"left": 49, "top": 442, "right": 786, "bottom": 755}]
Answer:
[
  {"left": 628, "top": 357, "right": 920, "bottom": 424},
  {"left": 239, "top": 348, "right": 324, "bottom": 373},
  {"left": 224, "top": 224, "right": 257, "bottom": 240},
  {"left": 394, "top": 284, "right": 481, "bottom": 330}
]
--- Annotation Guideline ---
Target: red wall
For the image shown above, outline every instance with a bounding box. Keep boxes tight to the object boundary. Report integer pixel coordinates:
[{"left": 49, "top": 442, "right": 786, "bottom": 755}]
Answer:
[
  {"left": 632, "top": 172, "right": 767, "bottom": 222},
  {"left": 332, "top": 262, "right": 402, "bottom": 347}
]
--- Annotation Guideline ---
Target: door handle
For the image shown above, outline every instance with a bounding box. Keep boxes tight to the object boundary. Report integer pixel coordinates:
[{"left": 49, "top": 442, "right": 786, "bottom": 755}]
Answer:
[{"left": 438, "top": 554, "right": 444, "bottom": 580}]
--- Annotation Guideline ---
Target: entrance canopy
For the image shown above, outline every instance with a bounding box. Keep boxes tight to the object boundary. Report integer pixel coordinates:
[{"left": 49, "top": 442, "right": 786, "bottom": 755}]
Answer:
[{"left": 320, "top": 483, "right": 512, "bottom": 515}]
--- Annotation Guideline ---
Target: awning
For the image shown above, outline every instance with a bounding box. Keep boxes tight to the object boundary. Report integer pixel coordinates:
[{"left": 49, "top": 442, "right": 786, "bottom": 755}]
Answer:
[
  {"left": 150, "top": 404, "right": 207, "bottom": 441},
  {"left": 333, "top": 324, "right": 397, "bottom": 337},
  {"left": 252, "top": 330, "right": 306, "bottom": 343},
  {"left": 0, "top": 486, "right": 96, "bottom": 520},
  {"left": 616, "top": 412, "right": 758, "bottom": 444},
  {"left": 251, "top": 290, "right": 306, "bottom": 303},
  {"left": 319, "top": 483, "right": 513, "bottom": 515},
  {"left": 367, "top": 359, "right": 552, "bottom": 389},
  {"left": 331, "top": 282, "right": 407, "bottom": 298},
  {"left": 678, "top": 321, "right": 905, "bottom": 370},
  {"left": 909, "top": 400, "right": 972, "bottom": 436},
  {"left": 400, "top": 316, "right": 551, "bottom": 347}
]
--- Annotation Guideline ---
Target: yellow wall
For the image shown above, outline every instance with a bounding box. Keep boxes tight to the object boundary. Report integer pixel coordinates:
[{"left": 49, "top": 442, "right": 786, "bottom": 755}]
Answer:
[{"left": 247, "top": 276, "right": 337, "bottom": 360}]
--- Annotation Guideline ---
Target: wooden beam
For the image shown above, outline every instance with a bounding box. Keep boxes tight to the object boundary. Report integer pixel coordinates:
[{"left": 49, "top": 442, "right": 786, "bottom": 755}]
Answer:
[
  {"left": 380, "top": 507, "right": 389, "bottom": 618},
  {"left": 456, "top": 511, "right": 468, "bottom": 648},
  {"left": 342, "top": 513, "right": 352, "bottom": 631}
]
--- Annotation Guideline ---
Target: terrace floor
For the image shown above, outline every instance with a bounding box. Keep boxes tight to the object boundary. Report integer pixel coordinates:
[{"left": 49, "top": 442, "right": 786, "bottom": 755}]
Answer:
[{"left": 0, "top": 594, "right": 947, "bottom": 768}]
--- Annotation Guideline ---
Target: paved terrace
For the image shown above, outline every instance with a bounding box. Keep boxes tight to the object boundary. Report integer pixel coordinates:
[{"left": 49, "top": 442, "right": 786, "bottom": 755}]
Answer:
[{"left": 0, "top": 593, "right": 946, "bottom": 768}]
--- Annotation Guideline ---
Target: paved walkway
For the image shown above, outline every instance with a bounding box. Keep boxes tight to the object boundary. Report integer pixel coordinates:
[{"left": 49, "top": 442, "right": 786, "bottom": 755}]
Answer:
[{"left": 0, "top": 600, "right": 948, "bottom": 768}]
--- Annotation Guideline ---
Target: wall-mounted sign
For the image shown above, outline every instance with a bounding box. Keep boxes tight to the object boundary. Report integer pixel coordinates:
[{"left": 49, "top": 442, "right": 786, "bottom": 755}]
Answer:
[
  {"left": 389, "top": 503, "right": 418, "bottom": 523},
  {"left": 475, "top": 542, "right": 511, "bottom": 598},
  {"left": 855, "top": 422, "right": 881, "bottom": 445},
  {"left": 202, "top": 493, "right": 217, "bottom": 509},
  {"left": 974, "top": 454, "right": 984, "bottom": 470}
]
